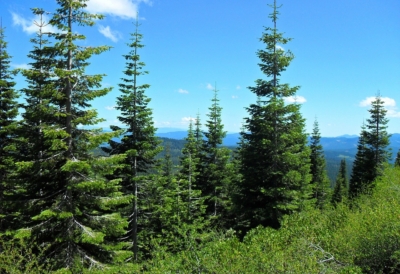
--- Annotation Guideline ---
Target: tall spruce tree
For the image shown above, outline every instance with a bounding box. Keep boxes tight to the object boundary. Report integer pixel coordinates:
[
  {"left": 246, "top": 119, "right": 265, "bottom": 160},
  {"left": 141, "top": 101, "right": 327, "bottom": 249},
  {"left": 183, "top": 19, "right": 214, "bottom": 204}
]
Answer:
[
  {"left": 331, "top": 159, "right": 348, "bottom": 205},
  {"left": 14, "top": 5, "right": 130, "bottom": 270},
  {"left": 309, "top": 119, "right": 331, "bottom": 209},
  {"left": 349, "top": 95, "right": 391, "bottom": 198},
  {"left": 349, "top": 124, "right": 368, "bottom": 198},
  {"left": 102, "top": 18, "right": 162, "bottom": 262},
  {"left": 197, "top": 86, "right": 231, "bottom": 223},
  {"left": 235, "top": 0, "right": 311, "bottom": 232},
  {"left": 364, "top": 95, "right": 391, "bottom": 182},
  {"left": 0, "top": 23, "right": 19, "bottom": 233}
]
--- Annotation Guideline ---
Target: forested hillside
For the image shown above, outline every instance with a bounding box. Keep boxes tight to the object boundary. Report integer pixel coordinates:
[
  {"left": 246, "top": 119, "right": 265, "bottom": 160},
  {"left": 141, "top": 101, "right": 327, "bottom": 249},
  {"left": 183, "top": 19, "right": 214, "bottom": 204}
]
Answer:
[{"left": 0, "top": 0, "right": 399, "bottom": 272}]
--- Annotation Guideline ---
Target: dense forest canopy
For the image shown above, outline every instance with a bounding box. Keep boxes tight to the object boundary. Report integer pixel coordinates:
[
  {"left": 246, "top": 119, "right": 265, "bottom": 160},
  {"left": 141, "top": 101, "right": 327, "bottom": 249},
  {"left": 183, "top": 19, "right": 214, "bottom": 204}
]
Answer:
[{"left": 0, "top": 0, "right": 399, "bottom": 272}]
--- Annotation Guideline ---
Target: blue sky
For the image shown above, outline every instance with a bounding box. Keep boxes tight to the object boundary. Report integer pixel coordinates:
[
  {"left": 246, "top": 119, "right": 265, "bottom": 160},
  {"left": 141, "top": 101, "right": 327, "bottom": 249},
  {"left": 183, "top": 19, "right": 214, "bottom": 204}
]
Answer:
[{"left": 1, "top": 0, "right": 399, "bottom": 137}]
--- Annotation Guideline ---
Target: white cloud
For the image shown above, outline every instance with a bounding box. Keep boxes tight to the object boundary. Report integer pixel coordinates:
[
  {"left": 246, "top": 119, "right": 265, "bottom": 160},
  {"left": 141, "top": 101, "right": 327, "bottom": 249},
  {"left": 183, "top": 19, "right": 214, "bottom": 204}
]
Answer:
[
  {"left": 387, "top": 109, "right": 400, "bottom": 118},
  {"left": 359, "top": 96, "right": 400, "bottom": 118},
  {"left": 181, "top": 117, "right": 196, "bottom": 123},
  {"left": 11, "top": 12, "right": 58, "bottom": 35},
  {"left": 359, "top": 96, "right": 396, "bottom": 107},
  {"left": 105, "top": 106, "right": 116, "bottom": 110},
  {"left": 284, "top": 95, "right": 307, "bottom": 104},
  {"left": 12, "top": 63, "right": 30, "bottom": 69},
  {"left": 236, "top": 85, "right": 241, "bottom": 90},
  {"left": 85, "top": 0, "right": 152, "bottom": 19},
  {"left": 232, "top": 95, "right": 238, "bottom": 99},
  {"left": 99, "top": 25, "right": 120, "bottom": 42},
  {"left": 206, "top": 83, "right": 214, "bottom": 90},
  {"left": 178, "top": 88, "right": 189, "bottom": 94},
  {"left": 276, "top": 45, "right": 285, "bottom": 51}
]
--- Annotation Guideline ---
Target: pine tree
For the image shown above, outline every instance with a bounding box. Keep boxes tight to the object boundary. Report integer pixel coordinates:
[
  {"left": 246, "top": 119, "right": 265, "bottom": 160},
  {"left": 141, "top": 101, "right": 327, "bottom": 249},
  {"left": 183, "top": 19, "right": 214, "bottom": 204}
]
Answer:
[
  {"left": 309, "top": 119, "right": 331, "bottom": 209},
  {"left": 0, "top": 23, "right": 19, "bottom": 233},
  {"left": 235, "top": 0, "right": 311, "bottom": 232},
  {"left": 364, "top": 95, "right": 391, "bottom": 182},
  {"left": 349, "top": 124, "right": 368, "bottom": 198},
  {"left": 331, "top": 159, "right": 348, "bottom": 205},
  {"left": 197, "top": 86, "right": 231, "bottom": 223},
  {"left": 395, "top": 150, "right": 400, "bottom": 167},
  {"left": 349, "top": 95, "right": 391, "bottom": 198},
  {"left": 102, "top": 18, "right": 162, "bottom": 262},
  {"left": 14, "top": 5, "right": 130, "bottom": 270}
]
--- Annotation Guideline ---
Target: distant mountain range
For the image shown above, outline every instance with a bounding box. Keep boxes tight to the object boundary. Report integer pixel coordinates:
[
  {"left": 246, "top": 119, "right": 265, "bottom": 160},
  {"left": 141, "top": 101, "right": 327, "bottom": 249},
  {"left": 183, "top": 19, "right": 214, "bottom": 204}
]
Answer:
[{"left": 156, "top": 130, "right": 400, "bottom": 152}]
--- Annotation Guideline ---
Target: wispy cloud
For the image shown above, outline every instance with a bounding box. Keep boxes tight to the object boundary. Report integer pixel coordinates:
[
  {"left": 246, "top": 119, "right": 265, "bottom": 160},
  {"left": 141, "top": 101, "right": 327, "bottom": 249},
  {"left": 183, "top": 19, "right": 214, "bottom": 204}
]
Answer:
[
  {"left": 11, "top": 12, "right": 58, "bottom": 35},
  {"left": 236, "top": 85, "right": 241, "bottom": 90},
  {"left": 360, "top": 96, "right": 400, "bottom": 118},
  {"left": 276, "top": 45, "right": 285, "bottom": 51},
  {"left": 181, "top": 117, "right": 196, "bottom": 123},
  {"left": 99, "top": 25, "right": 121, "bottom": 42},
  {"left": 232, "top": 95, "right": 238, "bottom": 99},
  {"left": 359, "top": 96, "right": 396, "bottom": 107},
  {"left": 105, "top": 106, "right": 116, "bottom": 110},
  {"left": 85, "top": 0, "right": 152, "bottom": 19},
  {"left": 206, "top": 83, "right": 214, "bottom": 90},
  {"left": 178, "top": 88, "right": 189, "bottom": 94},
  {"left": 284, "top": 95, "right": 307, "bottom": 104}
]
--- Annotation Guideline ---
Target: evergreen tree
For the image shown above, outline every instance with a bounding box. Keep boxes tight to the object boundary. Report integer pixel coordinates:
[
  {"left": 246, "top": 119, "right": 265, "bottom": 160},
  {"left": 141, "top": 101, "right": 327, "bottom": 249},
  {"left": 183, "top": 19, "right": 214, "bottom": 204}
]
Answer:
[
  {"left": 102, "top": 18, "right": 162, "bottom": 262},
  {"left": 395, "top": 150, "right": 400, "bottom": 167},
  {"left": 197, "top": 86, "right": 231, "bottom": 223},
  {"left": 331, "top": 159, "right": 348, "bottom": 205},
  {"left": 349, "top": 124, "right": 368, "bottom": 198},
  {"left": 162, "top": 142, "right": 174, "bottom": 185},
  {"left": 0, "top": 23, "right": 19, "bottom": 233},
  {"left": 364, "top": 95, "right": 391, "bottom": 182},
  {"left": 235, "top": 0, "right": 311, "bottom": 232},
  {"left": 14, "top": 5, "right": 130, "bottom": 270},
  {"left": 309, "top": 119, "right": 331, "bottom": 209},
  {"left": 350, "top": 95, "right": 391, "bottom": 198}
]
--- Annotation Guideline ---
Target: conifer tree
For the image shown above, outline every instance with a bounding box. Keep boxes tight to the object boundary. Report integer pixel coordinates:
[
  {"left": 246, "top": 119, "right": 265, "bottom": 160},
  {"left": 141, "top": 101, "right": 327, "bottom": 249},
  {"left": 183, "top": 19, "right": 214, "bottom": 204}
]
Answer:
[
  {"left": 364, "top": 95, "right": 391, "bottom": 182},
  {"left": 103, "top": 18, "right": 162, "bottom": 262},
  {"left": 197, "top": 86, "right": 231, "bottom": 222},
  {"left": 309, "top": 119, "right": 331, "bottom": 209},
  {"left": 349, "top": 124, "right": 368, "bottom": 198},
  {"left": 350, "top": 95, "right": 391, "bottom": 198},
  {"left": 14, "top": 5, "right": 130, "bottom": 270},
  {"left": 0, "top": 24, "right": 19, "bottom": 232},
  {"left": 395, "top": 150, "right": 400, "bottom": 167},
  {"left": 235, "top": 0, "right": 311, "bottom": 232},
  {"left": 331, "top": 159, "right": 348, "bottom": 205}
]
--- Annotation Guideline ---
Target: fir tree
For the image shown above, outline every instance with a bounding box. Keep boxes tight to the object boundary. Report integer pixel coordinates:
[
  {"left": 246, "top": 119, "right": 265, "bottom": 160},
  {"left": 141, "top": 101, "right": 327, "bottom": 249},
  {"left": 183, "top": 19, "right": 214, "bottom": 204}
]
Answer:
[
  {"left": 0, "top": 23, "right": 19, "bottom": 232},
  {"left": 331, "top": 159, "right": 348, "bottom": 205},
  {"left": 350, "top": 95, "right": 391, "bottom": 198},
  {"left": 349, "top": 124, "right": 368, "bottom": 198},
  {"left": 364, "top": 95, "right": 391, "bottom": 182},
  {"left": 14, "top": 5, "right": 130, "bottom": 270},
  {"left": 197, "top": 86, "right": 231, "bottom": 222},
  {"left": 235, "top": 0, "right": 311, "bottom": 232},
  {"left": 395, "top": 150, "right": 400, "bottom": 167},
  {"left": 102, "top": 18, "right": 162, "bottom": 261},
  {"left": 309, "top": 119, "right": 331, "bottom": 209}
]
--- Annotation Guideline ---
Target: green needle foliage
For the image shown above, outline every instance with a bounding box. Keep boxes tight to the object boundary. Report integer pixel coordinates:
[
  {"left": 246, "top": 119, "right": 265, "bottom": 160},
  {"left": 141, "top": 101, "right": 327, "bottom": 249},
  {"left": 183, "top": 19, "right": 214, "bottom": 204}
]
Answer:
[
  {"left": 395, "top": 150, "right": 400, "bottom": 167},
  {"left": 197, "top": 86, "right": 231, "bottom": 224},
  {"left": 103, "top": 18, "right": 162, "bottom": 262},
  {"left": 235, "top": 0, "right": 311, "bottom": 233},
  {"left": 309, "top": 119, "right": 331, "bottom": 209},
  {"left": 331, "top": 159, "right": 348, "bottom": 206},
  {"left": 13, "top": 3, "right": 130, "bottom": 270},
  {"left": 349, "top": 124, "right": 368, "bottom": 198},
  {"left": 350, "top": 95, "right": 391, "bottom": 198},
  {"left": 0, "top": 24, "right": 19, "bottom": 233}
]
